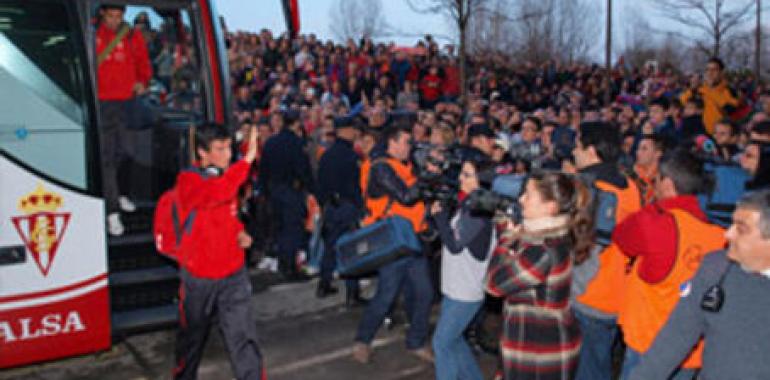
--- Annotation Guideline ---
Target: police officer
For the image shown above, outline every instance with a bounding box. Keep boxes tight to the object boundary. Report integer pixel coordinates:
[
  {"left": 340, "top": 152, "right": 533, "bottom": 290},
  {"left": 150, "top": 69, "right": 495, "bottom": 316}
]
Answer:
[
  {"left": 259, "top": 110, "right": 314, "bottom": 281},
  {"left": 316, "top": 116, "right": 366, "bottom": 305}
]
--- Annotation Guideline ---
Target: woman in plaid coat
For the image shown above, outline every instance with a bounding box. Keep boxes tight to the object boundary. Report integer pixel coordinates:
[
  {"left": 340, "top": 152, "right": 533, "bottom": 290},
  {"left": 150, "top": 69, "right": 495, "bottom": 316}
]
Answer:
[{"left": 486, "top": 172, "right": 595, "bottom": 380}]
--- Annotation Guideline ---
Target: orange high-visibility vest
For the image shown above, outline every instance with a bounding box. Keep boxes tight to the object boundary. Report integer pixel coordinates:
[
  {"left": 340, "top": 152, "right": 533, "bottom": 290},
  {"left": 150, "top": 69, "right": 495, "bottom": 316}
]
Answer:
[
  {"left": 619, "top": 208, "right": 725, "bottom": 368},
  {"left": 575, "top": 179, "right": 642, "bottom": 315},
  {"left": 305, "top": 194, "right": 320, "bottom": 232},
  {"left": 362, "top": 157, "right": 426, "bottom": 232},
  {"left": 360, "top": 158, "right": 371, "bottom": 196}
]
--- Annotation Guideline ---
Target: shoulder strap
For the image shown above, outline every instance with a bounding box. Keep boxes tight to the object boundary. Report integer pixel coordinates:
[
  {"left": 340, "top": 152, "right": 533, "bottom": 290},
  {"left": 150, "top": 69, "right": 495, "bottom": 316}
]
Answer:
[
  {"left": 174, "top": 167, "right": 208, "bottom": 238},
  {"left": 97, "top": 23, "right": 131, "bottom": 66}
]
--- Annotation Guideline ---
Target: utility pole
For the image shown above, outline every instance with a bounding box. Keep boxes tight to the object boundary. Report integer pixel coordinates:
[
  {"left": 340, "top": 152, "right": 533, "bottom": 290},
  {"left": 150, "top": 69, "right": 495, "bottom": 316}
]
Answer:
[
  {"left": 605, "top": 0, "right": 612, "bottom": 105},
  {"left": 757, "top": 0, "right": 762, "bottom": 81}
]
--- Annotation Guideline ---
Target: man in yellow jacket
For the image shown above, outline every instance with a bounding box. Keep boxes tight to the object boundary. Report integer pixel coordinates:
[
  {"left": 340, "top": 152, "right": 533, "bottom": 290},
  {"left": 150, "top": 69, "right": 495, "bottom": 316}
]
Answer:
[{"left": 680, "top": 57, "right": 738, "bottom": 135}]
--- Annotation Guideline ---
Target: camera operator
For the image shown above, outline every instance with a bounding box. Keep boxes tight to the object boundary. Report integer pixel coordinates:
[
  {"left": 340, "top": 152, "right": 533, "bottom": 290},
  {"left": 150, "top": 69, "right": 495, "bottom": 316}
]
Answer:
[
  {"left": 352, "top": 125, "right": 435, "bottom": 364},
  {"left": 429, "top": 156, "right": 496, "bottom": 380}
]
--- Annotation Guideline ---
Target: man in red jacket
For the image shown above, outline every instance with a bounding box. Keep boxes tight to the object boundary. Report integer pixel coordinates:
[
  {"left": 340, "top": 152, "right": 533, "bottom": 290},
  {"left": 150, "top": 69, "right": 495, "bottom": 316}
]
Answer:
[
  {"left": 96, "top": 5, "right": 152, "bottom": 236},
  {"left": 172, "top": 123, "right": 265, "bottom": 380}
]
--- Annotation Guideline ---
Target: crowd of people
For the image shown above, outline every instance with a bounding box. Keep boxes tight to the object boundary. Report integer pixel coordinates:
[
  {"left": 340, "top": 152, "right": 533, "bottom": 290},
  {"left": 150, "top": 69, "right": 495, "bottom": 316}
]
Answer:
[
  {"left": 216, "top": 28, "right": 770, "bottom": 380},
  {"left": 99, "top": 6, "right": 770, "bottom": 378}
]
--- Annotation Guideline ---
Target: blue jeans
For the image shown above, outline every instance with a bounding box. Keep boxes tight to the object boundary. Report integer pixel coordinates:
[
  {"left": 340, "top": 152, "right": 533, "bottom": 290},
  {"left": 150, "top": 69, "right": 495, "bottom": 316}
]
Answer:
[
  {"left": 621, "top": 348, "right": 697, "bottom": 380},
  {"left": 574, "top": 309, "right": 617, "bottom": 380},
  {"left": 432, "top": 297, "right": 484, "bottom": 380},
  {"left": 355, "top": 255, "right": 434, "bottom": 349}
]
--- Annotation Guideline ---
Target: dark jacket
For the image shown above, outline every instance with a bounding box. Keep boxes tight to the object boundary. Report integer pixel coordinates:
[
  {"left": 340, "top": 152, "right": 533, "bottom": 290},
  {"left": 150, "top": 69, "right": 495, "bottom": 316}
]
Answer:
[
  {"left": 367, "top": 157, "right": 422, "bottom": 205},
  {"left": 317, "top": 138, "right": 363, "bottom": 208},
  {"left": 432, "top": 198, "right": 493, "bottom": 261},
  {"left": 579, "top": 161, "right": 629, "bottom": 189},
  {"left": 259, "top": 128, "right": 313, "bottom": 193}
]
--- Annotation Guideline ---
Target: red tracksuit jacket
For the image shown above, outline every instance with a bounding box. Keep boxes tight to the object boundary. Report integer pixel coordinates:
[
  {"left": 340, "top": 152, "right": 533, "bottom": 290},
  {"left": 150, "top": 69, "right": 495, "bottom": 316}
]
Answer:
[
  {"left": 176, "top": 160, "right": 250, "bottom": 279},
  {"left": 96, "top": 23, "right": 152, "bottom": 101}
]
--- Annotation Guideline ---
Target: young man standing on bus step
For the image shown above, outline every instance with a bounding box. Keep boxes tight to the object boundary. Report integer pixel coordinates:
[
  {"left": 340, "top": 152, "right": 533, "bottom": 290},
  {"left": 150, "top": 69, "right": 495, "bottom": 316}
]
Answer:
[
  {"left": 172, "top": 123, "right": 265, "bottom": 380},
  {"left": 95, "top": 4, "right": 152, "bottom": 236}
]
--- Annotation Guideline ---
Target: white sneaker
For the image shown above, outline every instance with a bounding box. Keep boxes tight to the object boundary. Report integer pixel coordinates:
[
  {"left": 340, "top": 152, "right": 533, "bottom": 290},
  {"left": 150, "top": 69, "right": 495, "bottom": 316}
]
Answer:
[
  {"left": 257, "top": 257, "right": 273, "bottom": 270},
  {"left": 118, "top": 196, "right": 136, "bottom": 213},
  {"left": 257, "top": 257, "right": 280, "bottom": 273},
  {"left": 107, "top": 213, "right": 125, "bottom": 236}
]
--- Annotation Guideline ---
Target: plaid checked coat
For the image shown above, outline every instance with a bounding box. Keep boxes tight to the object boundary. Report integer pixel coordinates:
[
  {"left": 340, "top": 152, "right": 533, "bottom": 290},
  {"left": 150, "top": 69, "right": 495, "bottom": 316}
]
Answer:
[{"left": 486, "top": 220, "right": 581, "bottom": 380}]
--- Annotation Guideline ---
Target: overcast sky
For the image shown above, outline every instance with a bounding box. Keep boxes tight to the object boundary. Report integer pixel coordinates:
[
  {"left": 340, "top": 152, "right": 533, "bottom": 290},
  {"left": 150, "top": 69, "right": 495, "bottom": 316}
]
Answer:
[
  {"left": 213, "top": 0, "right": 448, "bottom": 44},
  {"left": 212, "top": 0, "right": 763, "bottom": 63}
]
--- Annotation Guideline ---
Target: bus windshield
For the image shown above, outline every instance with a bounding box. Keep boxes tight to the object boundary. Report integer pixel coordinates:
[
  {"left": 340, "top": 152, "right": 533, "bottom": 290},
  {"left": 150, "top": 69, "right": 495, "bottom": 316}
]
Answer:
[{"left": 0, "top": 0, "right": 91, "bottom": 190}]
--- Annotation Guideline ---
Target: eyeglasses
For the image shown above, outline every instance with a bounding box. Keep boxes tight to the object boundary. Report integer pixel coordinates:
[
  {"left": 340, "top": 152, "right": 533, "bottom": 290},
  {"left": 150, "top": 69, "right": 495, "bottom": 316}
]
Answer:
[{"left": 460, "top": 171, "right": 476, "bottom": 178}]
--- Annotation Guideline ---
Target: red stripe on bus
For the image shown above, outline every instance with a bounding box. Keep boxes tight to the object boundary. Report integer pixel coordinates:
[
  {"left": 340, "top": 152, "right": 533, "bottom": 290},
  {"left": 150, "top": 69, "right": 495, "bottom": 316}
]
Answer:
[
  {"left": 0, "top": 273, "right": 108, "bottom": 303},
  {"left": 198, "top": 0, "right": 224, "bottom": 123}
]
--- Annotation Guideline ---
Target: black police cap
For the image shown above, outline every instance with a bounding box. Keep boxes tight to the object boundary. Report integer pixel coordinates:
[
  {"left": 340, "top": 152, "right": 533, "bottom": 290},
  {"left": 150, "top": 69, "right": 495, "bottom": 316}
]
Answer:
[
  {"left": 333, "top": 116, "right": 362, "bottom": 130},
  {"left": 282, "top": 109, "right": 300, "bottom": 124}
]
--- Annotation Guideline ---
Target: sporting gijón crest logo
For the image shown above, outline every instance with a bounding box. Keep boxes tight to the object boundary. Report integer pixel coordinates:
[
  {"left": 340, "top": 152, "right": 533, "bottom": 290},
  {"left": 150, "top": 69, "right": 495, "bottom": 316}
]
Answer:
[{"left": 11, "top": 184, "right": 70, "bottom": 276}]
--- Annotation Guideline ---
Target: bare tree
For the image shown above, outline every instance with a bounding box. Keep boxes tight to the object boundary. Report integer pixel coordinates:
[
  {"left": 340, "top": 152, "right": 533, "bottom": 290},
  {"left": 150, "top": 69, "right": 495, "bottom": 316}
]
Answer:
[
  {"left": 651, "top": 0, "right": 755, "bottom": 58},
  {"left": 467, "top": 0, "right": 516, "bottom": 55},
  {"left": 329, "top": 0, "right": 388, "bottom": 42},
  {"left": 620, "top": 8, "right": 702, "bottom": 73},
  {"left": 465, "top": 0, "right": 597, "bottom": 64},
  {"left": 517, "top": 0, "right": 598, "bottom": 63}
]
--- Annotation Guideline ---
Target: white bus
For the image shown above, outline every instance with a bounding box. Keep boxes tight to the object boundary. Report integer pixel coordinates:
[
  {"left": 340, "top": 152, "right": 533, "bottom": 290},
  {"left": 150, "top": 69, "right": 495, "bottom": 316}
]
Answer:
[{"left": 0, "top": 0, "right": 233, "bottom": 368}]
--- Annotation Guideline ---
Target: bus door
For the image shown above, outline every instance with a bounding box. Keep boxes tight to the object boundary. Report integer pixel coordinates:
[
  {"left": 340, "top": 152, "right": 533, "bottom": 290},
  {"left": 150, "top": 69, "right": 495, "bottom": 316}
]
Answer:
[{"left": 94, "top": 0, "right": 231, "bottom": 335}]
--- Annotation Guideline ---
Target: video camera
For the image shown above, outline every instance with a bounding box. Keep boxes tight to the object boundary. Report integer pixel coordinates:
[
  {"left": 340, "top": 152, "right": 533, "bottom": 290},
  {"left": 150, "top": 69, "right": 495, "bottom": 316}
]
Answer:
[
  {"left": 466, "top": 171, "right": 527, "bottom": 224},
  {"left": 466, "top": 188, "right": 523, "bottom": 224},
  {"left": 414, "top": 144, "right": 464, "bottom": 205}
]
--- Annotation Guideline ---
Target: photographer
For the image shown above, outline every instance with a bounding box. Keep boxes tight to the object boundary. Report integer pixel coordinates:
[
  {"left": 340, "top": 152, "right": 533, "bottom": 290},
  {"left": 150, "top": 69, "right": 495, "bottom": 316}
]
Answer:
[
  {"left": 353, "top": 125, "right": 434, "bottom": 364},
  {"left": 429, "top": 157, "right": 495, "bottom": 380}
]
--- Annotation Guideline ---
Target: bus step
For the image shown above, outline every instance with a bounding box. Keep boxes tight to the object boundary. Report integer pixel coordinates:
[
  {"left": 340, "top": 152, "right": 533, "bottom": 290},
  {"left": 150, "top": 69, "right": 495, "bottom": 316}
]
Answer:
[
  {"left": 109, "top": 265, "right": 178, "bottom": 287},
  {"left": 112, "top": 304, "right": 178, "bottom": 335},
  {"left": 109, "top": 278, "right": 179, "bottom": 312}
]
